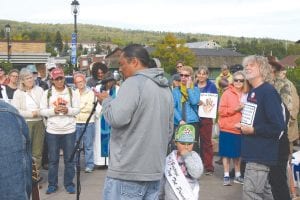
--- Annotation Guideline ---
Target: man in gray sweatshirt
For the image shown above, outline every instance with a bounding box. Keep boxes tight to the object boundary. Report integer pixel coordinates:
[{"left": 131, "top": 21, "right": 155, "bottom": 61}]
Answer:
[{"left": 95, "top": 44, "right": 174, "bottom": 200}]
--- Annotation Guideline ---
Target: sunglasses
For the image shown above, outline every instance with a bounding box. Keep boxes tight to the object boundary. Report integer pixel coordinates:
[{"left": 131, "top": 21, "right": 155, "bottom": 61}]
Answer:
[
  {"left": 234, "top": 79, "right": 245, "bottom": 83},
  {"left": 180, "top": 74, "right": 190, "bottom": 78}
]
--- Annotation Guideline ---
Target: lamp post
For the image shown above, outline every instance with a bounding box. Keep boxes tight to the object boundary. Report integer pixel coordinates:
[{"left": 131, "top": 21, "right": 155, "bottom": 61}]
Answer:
[
  {"left": 71, "top": 0, "right": 79, "bottom": 70},
  {"left": 4, "top": 24, "right": 11, "bottom": 62}
]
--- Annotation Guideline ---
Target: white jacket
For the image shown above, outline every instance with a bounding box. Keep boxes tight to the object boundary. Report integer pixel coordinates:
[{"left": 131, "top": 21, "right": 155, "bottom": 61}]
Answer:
[
  {"left": 12, "top": 86, "right": 44, "bottom": 121},
  {"left": 40, "top": 86, "right": 80, "bottom": 134}
]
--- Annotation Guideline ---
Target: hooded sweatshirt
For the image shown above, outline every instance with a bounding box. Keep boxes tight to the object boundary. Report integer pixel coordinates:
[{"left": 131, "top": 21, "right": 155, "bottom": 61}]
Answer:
[{"left": 102, "top": 68, "right": 174, "bottom": 181}]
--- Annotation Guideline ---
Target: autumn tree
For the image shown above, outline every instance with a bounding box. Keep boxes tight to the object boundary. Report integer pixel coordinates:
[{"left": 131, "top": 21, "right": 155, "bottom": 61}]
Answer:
[{"left": 151, "top": 33, "right": 196, "bottom": 74}]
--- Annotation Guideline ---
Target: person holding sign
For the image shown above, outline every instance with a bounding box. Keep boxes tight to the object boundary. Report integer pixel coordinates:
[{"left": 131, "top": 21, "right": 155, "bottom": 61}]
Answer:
[
  {"left": 236, "top": 55, "right": 287, "bottom": 200},
  {"left": 194, "top": 66, "right": 218, "bottom": 175},
  {"left": 159, "top": 124, "right": 203, "bottom": 200},
  {"left": 218, "top": 71, "right": 249, "bottom": 186}
]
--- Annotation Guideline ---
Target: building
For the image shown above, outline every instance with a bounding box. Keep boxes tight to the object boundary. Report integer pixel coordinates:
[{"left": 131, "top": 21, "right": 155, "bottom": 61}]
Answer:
[
  {"left": 0, "top": 40, "right": 50, "bottom": 78},
  {"left": 185, "top": 41, "right": 221, "bottom": 49},
  {"left": 280, "top": 55, "right": 300, "bottom": 69}
]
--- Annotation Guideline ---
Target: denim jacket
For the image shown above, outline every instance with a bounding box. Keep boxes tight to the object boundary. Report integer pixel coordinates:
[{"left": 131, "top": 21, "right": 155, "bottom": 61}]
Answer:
[{"left": 0, "top": 100, "right": 32, "bottom": 200}]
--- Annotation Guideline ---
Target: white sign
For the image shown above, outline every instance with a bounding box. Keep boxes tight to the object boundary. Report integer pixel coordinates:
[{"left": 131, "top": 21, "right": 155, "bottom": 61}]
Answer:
[
  {"left": 241, "top": 102, "right": 257, "bottom": 126},
  {"left": 198, "top": 93, "right": 218, "bottom": 118}
]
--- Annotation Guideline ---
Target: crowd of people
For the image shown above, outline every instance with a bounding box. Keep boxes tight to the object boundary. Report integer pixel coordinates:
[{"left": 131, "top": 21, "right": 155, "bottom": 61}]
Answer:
[{"left": 0, "top": 44, "right": 299, "bottom": 200}]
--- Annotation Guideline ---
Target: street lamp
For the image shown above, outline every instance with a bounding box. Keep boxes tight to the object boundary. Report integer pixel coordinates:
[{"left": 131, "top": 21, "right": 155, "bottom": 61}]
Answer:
[
  {"left": 71, "top": 0, "right": 79, "bottom": 70},
  {"left": 4, "top": 24, "right": 11, "bottom": 62}
]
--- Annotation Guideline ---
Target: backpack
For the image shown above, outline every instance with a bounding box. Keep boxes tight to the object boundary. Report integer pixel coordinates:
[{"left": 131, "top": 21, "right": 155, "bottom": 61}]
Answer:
[{"left": 47, "top": 87, "right": 73, "bottom": 108}]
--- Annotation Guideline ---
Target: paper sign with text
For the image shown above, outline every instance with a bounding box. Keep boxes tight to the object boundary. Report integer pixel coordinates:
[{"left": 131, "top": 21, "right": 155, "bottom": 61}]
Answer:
[
  {"left": 241, "top": 102, "right": 257, "bottom": 126},
  {"left": 198, "top": 93, "right": 218, "bottom": 119}
]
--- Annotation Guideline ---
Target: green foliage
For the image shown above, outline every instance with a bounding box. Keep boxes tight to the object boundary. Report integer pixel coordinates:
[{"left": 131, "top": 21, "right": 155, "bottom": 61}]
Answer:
[
  {"left": 295, "top": 57, "right": 300, "bottom": 66},
  {"left": 55, "top": 31, "right": 63, "bottom": 53},
  {"left": 287, "top": 68, "right": 300, "bottom": 95},
  {"left": 151, "top": 34, "right": 196, "bottom": 74},
  {"left": 0, "top": 60, "right": 13, "bottom": 73},
  {"left": 286, "top": 67, "right": 300, "bottom": 127}
]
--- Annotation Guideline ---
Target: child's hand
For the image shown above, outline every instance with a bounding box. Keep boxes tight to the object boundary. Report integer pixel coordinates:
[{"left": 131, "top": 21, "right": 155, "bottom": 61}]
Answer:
[{"left": 178, "top": 148, "right": 189, "bottom": 156}]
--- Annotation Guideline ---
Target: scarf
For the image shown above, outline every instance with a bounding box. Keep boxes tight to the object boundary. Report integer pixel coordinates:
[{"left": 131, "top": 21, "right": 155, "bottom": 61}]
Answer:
[
  {"left": 180, "top": 83, "right": 194, "bottom": 103},
  {"left": 100, "top": 86, "right": 117, "bottom": 157}
]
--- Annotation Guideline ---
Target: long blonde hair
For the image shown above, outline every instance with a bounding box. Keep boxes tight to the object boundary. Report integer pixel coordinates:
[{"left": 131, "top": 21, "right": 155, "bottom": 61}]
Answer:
[{"left": 233, "top": 71, "right": 250, "bottom": 93}]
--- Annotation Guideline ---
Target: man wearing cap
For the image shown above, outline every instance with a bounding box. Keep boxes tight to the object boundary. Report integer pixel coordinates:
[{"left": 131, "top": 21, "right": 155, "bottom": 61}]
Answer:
[
  {"left": 159, "top": 124, "right": 203, "bottom": 200},
  {"left": 40, "top": 68, "right": 80, "bottom": 194},
  {"left": 27, "top": 64, "right": 48, "bottom": 90},
  {"left": 215, "top": 64, "right": 233, "bottom": 94},
  {"left": 268, "top": 56, "right": 292, "bottom": 200}
]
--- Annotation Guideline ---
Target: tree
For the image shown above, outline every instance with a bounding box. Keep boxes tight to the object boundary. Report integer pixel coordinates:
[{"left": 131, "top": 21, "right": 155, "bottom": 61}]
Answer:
[
  {"left": 94, "top": 42, "right": 103, "bottom": 54},
  {"left": 55, "top": 31, "right": 63, "bottom": 54},
  {"left": 151, "top": 34, "right": 196, "bottom": 74}
]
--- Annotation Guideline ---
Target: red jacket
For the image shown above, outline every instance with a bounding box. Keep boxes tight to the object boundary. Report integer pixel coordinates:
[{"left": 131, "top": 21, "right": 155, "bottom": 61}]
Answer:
[{"left": 218, "top": 85, "right": 242, "bottom": 134}]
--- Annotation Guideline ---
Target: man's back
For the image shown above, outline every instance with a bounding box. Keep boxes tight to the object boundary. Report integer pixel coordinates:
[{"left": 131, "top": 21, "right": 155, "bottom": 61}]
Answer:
[
  {"left": 0, "top": 101, "right": 32, "bottom": 200},
  {"left": 102, "top": 68, "right": 174, "bottom": 181}
]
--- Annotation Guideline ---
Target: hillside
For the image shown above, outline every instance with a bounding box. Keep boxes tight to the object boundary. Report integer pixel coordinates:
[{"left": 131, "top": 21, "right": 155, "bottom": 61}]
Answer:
[{"left": 0, "top": 19, "right": 292, "bottom": 46}]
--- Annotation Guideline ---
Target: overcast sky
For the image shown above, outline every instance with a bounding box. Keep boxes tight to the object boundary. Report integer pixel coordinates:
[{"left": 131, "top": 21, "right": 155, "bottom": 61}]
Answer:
[{"left": 0, "top": 0, "right": 299, "bottom": 41}]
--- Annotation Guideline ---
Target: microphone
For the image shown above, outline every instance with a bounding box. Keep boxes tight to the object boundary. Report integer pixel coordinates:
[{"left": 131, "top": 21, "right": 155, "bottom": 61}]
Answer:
[{"left": 98, "top": 71, "right": 116, "bottom": 92}]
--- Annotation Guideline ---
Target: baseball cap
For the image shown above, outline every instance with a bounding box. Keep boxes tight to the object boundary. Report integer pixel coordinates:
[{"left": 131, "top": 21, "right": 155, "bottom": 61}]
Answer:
[
  {"left": 50, "top": 68, "right": 64, "bottom": 80},
  {"left": 46, "top": 63, "right": 56, "bottom": 71},
  {"left": 175, "top": 124, "right": 196, "bottom": 143},
  {"left": 26, "top": 64, "right": 38, "bottom": 73}
]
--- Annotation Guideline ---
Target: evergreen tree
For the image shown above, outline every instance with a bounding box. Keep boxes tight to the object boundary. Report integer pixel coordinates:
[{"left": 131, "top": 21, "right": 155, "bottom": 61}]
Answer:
[{"left": 55, "top": 31, "right": 63, "bottom": 54}]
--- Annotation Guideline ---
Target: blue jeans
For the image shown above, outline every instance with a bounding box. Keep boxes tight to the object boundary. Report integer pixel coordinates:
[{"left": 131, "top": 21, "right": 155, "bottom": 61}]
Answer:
[
  {"left": 76, "top": 123, "right": 95, "bottom": 169},
  {"left": 47, "top": 132, "right": 75, "bottom": 188},
  {"left": 103, "top": 177, "right": 160, "bottom": 200},
  {"left": 0, "top": 101, "right": 32, "bottom": 200}
]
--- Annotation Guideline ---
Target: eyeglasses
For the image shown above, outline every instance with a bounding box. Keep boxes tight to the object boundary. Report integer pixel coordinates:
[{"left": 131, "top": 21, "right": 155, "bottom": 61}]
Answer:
[
  {"left": 234, "top": 79, "right": 245, "bottom": 83},
  {"left": 180, "top": 74, "right": 190, "bottom": 78},
  {"left": 179, "top": 142, "right": 193, "bottom": 145}
]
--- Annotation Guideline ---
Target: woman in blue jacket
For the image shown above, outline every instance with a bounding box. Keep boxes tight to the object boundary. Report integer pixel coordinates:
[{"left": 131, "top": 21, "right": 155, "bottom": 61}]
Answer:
[{"left": 173, "top": 66, "right": 200, "bottom": 153}]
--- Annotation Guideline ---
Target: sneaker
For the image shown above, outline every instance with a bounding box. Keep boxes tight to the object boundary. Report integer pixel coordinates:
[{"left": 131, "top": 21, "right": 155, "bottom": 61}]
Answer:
[
  {"left": 85, "top": 167, "right": 93, "bottom": 173},
  {"left": 234, "top": 176, "right": 244, "bottom": 185},
  {"left": 205, "top": 170, "right": 213, "bottom": 176},
  {"left": 46, "top": 186, "right": 57, "bottom": 194},
  {"left": 223, "top": 176, "right": 231, "bottom": 186},
  {"left": 66, "top": 185, "right": 75, "bottom": 194}
]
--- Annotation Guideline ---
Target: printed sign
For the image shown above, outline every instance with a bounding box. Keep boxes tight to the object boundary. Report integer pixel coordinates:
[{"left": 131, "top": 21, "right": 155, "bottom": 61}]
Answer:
[
  {"left": 241, "top": 102, "right": 257, "bottom": 126},
  {"left": 198, "top": 93, "right": 218, "bottom": 118}
]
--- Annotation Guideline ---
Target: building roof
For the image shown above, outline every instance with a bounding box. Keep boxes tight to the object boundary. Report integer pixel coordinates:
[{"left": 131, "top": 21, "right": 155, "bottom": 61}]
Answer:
[
  {"left": 280, "top": 55, "right": 300, "bottom": 67},
  {"left": 185, "top": 41, "right": 221, "bottom": 49},
  {"left": 190, "top": 48, "right": 243, "bottom": 57}
]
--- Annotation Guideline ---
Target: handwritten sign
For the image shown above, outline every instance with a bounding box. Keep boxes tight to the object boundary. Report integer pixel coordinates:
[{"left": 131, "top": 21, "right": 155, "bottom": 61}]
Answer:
[
  {"left": 241, "top": 102, "right": 257, "bottom": 126},
  {"left": 198, "top": 93, "right": 218, "bottom": 118}
]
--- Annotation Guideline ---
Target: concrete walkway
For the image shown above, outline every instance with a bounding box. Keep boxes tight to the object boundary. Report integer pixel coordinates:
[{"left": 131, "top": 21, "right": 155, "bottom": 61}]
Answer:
[{"left": 39, "top": 156, "right": 243, "bottom": 200}]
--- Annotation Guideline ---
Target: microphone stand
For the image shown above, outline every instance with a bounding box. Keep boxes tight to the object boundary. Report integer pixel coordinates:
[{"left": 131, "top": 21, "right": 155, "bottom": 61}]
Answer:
[{"left": 69, "top": 100, "right": 98, "bottom": 200}]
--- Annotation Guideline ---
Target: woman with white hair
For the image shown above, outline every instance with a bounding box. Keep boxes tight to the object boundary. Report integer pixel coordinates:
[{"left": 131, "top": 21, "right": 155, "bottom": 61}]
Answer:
[{"left": 12, "top": 68, "right": 45, "bottom": 172}]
